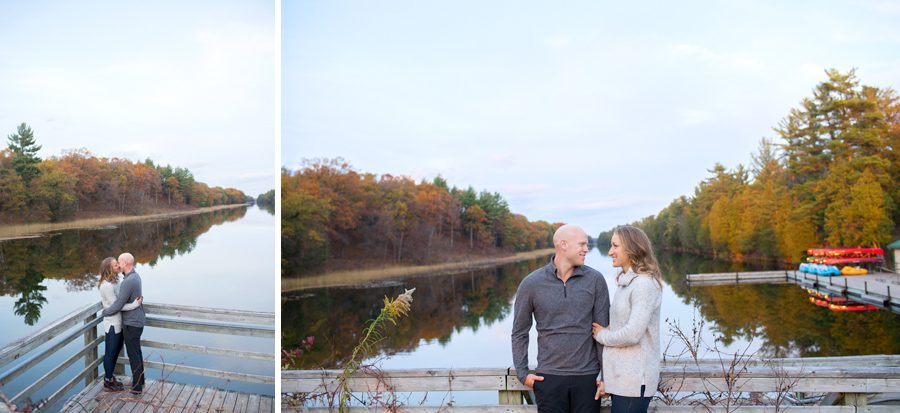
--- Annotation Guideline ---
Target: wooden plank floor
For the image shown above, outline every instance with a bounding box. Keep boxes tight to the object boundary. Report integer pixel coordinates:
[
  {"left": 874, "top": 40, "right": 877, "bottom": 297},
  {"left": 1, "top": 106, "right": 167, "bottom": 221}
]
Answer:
[{"left": 61, "top": 378, "right": 274, "bottom": 412}]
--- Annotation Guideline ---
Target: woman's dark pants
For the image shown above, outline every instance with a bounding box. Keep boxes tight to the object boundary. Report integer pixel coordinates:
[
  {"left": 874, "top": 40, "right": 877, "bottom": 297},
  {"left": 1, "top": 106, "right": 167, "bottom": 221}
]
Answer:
[
  {"left": 610, "top": 385, "right": 652, "bottom": 413},
  {"left": 103, "top": 326, "right": 124, "bottom": 380}
]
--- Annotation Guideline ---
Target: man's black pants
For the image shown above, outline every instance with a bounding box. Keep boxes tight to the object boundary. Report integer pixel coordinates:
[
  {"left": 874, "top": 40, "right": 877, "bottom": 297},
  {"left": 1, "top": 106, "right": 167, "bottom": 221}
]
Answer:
[
  {"left": 532, "top": 373, "right": 602, "bottom": 413},
  {"left": 123, "top": 325, "right": 145, "bottom": 391}
]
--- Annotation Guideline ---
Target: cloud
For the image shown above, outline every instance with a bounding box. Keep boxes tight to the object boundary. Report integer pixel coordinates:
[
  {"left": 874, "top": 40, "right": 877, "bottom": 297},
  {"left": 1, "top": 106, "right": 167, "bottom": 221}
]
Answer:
[
  {"left": 670, "top": 44, "right": 716, "bottom": 60},
  {"left": 543, "top": 34, "right": 573, "bottom": 50},
  {"left": 490, "top": 152, "right": 515, "bottom": 163},
  {"left": 669, "top": 43, "right": 765, "bottom": 72},
  {"left": 498, "top": 184, "right": 548, "bottom": 197},
  {"left": 865, "top": 0, "right": 900, "bottom": 14},
  {"left": 540, "top": 195, "right": 660, "bottom": 213},
  {"left": 680, "top": 109, "right": 713, "bottom": 125}
]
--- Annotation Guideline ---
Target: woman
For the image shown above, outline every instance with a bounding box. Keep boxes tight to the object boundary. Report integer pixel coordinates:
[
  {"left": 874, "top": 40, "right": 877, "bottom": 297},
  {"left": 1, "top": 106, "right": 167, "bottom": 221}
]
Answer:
[
  {"left": 98, "top": 257, "right": 142, "bottom": 392},
  {"left": 591, "top": 225, "right": 662, "bottom": 413}
]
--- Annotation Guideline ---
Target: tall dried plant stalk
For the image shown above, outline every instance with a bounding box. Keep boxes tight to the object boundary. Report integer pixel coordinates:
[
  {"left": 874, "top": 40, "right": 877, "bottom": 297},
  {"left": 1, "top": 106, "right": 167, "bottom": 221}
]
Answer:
[{"left": 337, "top": 288, "right": 415, "bottom": 412}]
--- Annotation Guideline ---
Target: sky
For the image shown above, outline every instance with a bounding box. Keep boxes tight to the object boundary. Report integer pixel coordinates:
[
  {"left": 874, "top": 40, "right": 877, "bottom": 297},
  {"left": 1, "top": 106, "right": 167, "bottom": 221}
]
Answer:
[
  {"left": 282, "top": 0, "right": 900, "bottom": 235},
  {"left": 0, "top": 1, "right": 276, "bottom": 197}
]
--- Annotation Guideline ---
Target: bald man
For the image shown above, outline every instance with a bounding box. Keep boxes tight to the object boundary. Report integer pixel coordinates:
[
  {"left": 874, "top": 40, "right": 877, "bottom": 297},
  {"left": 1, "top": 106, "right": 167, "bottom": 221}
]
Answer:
[
  {"left": 512, "top": 224, "right": 610, "bottom": 412},
  {"left": 102, "top": 252, "right": 146, "bottom": 394}
]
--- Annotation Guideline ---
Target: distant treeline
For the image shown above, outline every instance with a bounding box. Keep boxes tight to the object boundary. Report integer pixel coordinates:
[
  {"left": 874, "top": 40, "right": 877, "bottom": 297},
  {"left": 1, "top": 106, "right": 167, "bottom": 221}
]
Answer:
[
  {"left": 256, "top": 189, "right": 275, "bottom": 207},
  {"left": 0, "top": 123, "right": 250, "bottom": 224},
  {"left": 282, "top": 159, "right": 561, "bottom": 276},
  {"left": 599, "top": 70, "right": 899, "bottom": 262}
]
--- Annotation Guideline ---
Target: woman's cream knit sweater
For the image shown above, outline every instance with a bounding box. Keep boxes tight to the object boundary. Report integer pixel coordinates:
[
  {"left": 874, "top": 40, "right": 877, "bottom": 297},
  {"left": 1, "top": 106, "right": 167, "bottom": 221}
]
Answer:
[{"left": 594, "top": 270, "right": 662, "bottom": 398}]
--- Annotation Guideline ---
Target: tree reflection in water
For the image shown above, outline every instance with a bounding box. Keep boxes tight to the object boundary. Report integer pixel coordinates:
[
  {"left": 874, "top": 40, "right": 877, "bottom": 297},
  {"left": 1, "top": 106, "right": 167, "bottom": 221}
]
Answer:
[
  {"left": 257, "top": 202, "right": 275, "bottom": 216},
  {"left": 282, "top": 257, "right": 546, "bottom": 369},
  {"left": 14, "top": 268, "right": 47, "bottom": 326},
  {"left": 0, "top": 206, "right": 248, "bottom": 325},
  {"left": 286, "top": 250, "right": 900, "bottom": 369}
]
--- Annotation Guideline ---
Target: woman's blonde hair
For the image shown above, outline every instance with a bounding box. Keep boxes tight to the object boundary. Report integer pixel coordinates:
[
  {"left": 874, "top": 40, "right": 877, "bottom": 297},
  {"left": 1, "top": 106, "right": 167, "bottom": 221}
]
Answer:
[
  {"left": 614, "top": 225, "right": 663, "bottom": 287},
  {"left": 97, "top": 257, "right": 119, "bottom": 289}
]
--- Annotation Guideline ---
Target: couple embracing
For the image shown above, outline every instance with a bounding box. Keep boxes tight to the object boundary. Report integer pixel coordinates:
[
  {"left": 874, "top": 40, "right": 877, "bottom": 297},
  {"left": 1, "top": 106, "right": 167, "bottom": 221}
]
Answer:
[
  {"left": 512, "top": 225, "right": 663, "bottom": 413},
  {"left": 96, "top": 252, "right": 146, "bottom": 395}
]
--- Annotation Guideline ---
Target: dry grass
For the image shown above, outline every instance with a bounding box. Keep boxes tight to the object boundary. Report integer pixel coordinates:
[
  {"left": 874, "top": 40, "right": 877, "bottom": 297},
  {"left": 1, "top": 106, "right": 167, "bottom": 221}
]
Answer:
[
  {"left": 281, "top": 248, "right": 554, "bottom": 292},
  {"left": 0, "top": 204, "right": 248, "bottom": 241}
]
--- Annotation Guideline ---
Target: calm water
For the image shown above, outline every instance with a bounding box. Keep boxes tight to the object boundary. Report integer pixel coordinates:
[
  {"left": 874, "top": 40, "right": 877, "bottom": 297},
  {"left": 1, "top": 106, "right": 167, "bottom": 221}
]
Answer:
[
  {"left": 0, "top": 205, "right": 277, "bottom": 411},
  {"left": 284, "top": 247, "right": 900, "bottom": 385}
]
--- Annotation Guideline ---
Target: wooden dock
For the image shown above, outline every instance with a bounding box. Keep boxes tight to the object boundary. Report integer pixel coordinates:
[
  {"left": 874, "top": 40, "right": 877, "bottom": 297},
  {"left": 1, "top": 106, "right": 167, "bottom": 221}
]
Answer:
[
  {"left": 686, "top": 270, "right": 900, "bottom": 313},
  {"left": 61, "top": 378, "right": 274, "bottom": 412},
  {"left": 0, "top": 302, "right": 275, "bottom": 413},
  {"left": 686, "top": 270, "right": 794, "bottom": 285}
]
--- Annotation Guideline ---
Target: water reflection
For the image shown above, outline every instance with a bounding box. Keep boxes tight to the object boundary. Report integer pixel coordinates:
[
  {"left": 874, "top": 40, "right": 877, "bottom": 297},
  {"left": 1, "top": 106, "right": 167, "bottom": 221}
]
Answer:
[
  {"left": 282, "top": 257, "right": 546, "bottom": 369},
  {"left": 13, "top": 268, "right": 47, "bottom": 325},
  {"left": 286, "top": 250, "right": 900, "bottom": 369},
  {"left": 806, "top": 289, "right": 879, "bottom": 312},
  {"left": 0, "top": 206, "right": 248, "bottom": 324},
  {"left": 257, "top": 202, "right": 275, "bottom": 216},
  {"left": 655, "top": 251, "right": 900, "bottom": 358}
]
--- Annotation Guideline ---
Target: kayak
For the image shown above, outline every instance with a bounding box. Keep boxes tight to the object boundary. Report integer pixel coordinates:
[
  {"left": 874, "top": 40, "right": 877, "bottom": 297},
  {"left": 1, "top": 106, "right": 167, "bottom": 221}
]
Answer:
[
  {"left": 812, "top": 257, "right": 882, "bottom": 265},
  {"left": 807, "top": 289, "right": 879, "bottom": 312},
  {"left": 807, "top": 247, "right": 884, "bottom": 256},
  {"left": 840, "top": 266, "right": 868, "bottom": 276},
  {"left": 818, "top": 265, "right": 841, "bottom": 276}
]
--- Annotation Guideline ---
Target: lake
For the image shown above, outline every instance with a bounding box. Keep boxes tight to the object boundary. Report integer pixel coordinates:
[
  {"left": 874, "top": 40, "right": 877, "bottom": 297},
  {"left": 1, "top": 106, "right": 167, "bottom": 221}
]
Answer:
[
  {"left": 0, "top": 205, "right": 277, "bottom": 411},
  {"left": 283, "top": 247, "right": 900, "bottom": 404}
]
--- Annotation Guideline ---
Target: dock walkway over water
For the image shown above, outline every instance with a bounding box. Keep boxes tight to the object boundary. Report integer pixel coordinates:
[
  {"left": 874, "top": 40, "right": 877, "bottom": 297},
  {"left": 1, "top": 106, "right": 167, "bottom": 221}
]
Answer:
[
  {"left": 0, "top": 302, "right": 275, "bottom": 413},
  {"left": 686, "top": 270, "right": 900, "bottom": 313},
  {"left": 62, "top": 379, "right": 273, "bottom": 412}
]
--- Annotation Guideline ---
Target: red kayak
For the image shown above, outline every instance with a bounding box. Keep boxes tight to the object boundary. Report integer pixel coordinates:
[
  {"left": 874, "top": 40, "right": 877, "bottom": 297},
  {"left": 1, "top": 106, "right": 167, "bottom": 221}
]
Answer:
[
  {"left": 808, "top": 257, "right": 883, "bottom": 265},
  {"left": 807, "top": 247, "right": 884, "bottom": 256}
]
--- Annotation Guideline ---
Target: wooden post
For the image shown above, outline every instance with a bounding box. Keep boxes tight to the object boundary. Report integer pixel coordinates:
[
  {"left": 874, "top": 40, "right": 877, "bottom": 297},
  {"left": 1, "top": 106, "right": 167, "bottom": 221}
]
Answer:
[
  {"left": 84, "top": 312, "right": 98, "bottom": 386},
  {"left": 843, "top": 392, "right": 867, "bottom": 407},
  {"left": 499, "top": 390, "right": 523, "bottom": 404}
]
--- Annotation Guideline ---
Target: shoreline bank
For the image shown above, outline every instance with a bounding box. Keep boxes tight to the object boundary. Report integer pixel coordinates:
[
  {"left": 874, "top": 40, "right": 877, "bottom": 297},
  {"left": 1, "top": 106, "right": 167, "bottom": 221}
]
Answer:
[
  {"left": 0, "top": 203, "right": 250, "bottom": 242},
  {"left": 282, "top": 248, "right": 555, "bottom": 292}
]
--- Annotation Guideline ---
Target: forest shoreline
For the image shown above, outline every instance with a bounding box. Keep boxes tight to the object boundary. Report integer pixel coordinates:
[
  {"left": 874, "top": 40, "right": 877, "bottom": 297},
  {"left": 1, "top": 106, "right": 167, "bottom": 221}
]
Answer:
[
  {"left": 282, "top": 247, "right": 555, "bottom": 292},
  {"left": 0, "top": 203, "right": 250, "bottom": 241}
]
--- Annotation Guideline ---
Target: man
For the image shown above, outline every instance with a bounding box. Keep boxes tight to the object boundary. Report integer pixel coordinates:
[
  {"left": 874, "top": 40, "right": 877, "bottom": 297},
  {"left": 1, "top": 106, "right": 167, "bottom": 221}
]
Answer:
[
  {"left": 511, "top": 224, "right": 610, "bottom": 412},
  {"left": 102, "top": 252, "right": 146, "bottom": 395}
]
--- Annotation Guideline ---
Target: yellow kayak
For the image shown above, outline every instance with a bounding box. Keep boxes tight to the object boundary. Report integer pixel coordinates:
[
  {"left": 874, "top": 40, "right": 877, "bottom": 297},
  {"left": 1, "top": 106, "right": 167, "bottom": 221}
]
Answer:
[{"left": 840, "top": 266, "right": 868, "bottom": 275}]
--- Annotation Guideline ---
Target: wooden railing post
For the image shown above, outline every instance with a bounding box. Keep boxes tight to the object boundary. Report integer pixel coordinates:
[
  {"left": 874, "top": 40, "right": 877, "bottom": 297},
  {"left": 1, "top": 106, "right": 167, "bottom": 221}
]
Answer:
[
  {"left": 843, "top": 392, "right": 867, "bottom": 407},
  {"left": 498, "top": 390, "right": 523, "bottom": 404},
  {"left": 501, "top": 369, "right": 529, "bottom": 405},
  {"left": 84, "top": 312, "right": 98, "bottom": 386}
]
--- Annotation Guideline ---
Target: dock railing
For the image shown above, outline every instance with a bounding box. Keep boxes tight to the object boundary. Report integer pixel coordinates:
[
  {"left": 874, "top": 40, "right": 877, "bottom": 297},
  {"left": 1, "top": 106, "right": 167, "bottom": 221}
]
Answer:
[
  {"left": 0, "top": 301, "right": 275, "bottom": 411},
  {"left": 283, "top": 355, "right": 900, "bottom": 412}
]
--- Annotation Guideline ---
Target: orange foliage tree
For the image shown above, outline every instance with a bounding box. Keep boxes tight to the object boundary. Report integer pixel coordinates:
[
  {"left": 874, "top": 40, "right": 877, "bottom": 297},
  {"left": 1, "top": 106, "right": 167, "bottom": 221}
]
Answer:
[
  {"left": 282, "top": 159, "right": 559, "bottom": 276},
  {"left": 1, "top": 126, "right": 249, "bottom": 224},
  {"left": 600, "top": 70, "right": 898, "bottom": 263}
]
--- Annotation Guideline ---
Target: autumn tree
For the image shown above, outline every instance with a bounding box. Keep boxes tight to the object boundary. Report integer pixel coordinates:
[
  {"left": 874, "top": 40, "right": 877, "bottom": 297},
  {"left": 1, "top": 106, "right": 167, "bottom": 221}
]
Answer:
[
  {"left": 282, "top": 170, "right": 332, "bottom": 272},
  {"left": 31, "top": 161, "right": 78, "bottom": 221},
  {"left": 825, "top": 169, "right": 892, "bottom": 246},
  {"left": 0, "top": 149, "right": 27, "bottom": 222},
  {"left": 0, "top": 139, "right": 245, "bottom": 224},
  {"left": 281, "top": 160, "right": 555, "bottom": 276},
  {"left": 607, "top": 69, "right": 897, "bottom": 263}
]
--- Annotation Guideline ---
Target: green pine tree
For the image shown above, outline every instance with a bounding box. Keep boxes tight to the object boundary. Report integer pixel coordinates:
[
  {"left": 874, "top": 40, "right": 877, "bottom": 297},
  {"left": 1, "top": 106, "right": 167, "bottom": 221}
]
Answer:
[{"left": 7, "top": 122, "right": 42, "bottom": 186}]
